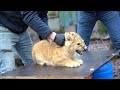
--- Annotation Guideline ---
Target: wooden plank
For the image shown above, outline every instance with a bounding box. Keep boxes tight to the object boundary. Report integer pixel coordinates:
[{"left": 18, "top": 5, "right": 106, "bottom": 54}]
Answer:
[
  {"left": 0, "top": 50, "right": 116, "bottom": 79},
  {"left": 0, "top": 76, "right": 83, "bottom": 79}
]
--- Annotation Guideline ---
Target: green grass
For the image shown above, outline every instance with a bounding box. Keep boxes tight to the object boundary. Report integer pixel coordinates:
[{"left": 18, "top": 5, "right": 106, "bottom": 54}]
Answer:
[{"left": 98, "top": 21, "right": 108, "bottom": 35}]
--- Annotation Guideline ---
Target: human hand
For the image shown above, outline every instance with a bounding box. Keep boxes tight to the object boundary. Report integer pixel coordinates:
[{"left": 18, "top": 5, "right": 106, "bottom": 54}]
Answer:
[
  {"left": 48, "top": 32, "right": 65, "bottom": 46},
  {"left": 54, "top": 34, "right": 65, "bottom": 46}
]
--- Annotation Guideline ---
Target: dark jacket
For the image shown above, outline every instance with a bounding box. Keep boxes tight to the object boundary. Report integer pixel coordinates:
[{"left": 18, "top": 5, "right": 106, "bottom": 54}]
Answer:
[{"left": 0, "top": 11, "right": 52, "bottom": 39}]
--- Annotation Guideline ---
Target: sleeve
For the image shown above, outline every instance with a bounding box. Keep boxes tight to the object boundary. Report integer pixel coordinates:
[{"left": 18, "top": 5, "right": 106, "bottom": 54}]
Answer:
[
  {"left": 38, "top": 11, "right": 48, "bottom": 25},
  {"left": 20, "top": 11, "right": 52, "bottom": 39}
]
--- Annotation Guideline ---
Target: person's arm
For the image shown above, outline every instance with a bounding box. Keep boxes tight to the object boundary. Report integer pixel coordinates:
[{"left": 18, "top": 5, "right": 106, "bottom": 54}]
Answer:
[
  {"left": 20, "top": 11, "right": 52, "bottom": 40},
  {"left": 37, "top": 11, "right": 49, "bottom": 40},
  {"left": 20, "top": 11, "right": 65, "bottom": 46},
  {"left": 37, "top": 11, "right": 48, "bottom": 25}
]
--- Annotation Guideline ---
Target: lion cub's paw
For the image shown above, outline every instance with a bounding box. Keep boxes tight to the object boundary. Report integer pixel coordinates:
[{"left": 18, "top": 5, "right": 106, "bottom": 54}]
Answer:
[
  {"left": 74, "top": 59, "right": 83, "bottom": 64},
  {"left": 65, "top": 61, "right": 81, "bottom": 68}
]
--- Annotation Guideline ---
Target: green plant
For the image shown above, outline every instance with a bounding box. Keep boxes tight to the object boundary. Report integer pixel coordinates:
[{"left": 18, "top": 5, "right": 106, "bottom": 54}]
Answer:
[{"left": 98, "top": 21, "right": 107, "bottom": 35}]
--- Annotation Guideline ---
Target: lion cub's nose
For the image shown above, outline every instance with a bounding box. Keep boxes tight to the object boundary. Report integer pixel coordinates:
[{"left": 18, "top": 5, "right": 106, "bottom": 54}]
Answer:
[{"left": 84, "top": 46, "right": 87, "bottom": 51}]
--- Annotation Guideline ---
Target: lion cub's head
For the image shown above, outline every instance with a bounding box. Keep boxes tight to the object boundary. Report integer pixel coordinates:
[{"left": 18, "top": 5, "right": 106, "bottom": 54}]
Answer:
[{"left": 64, "top": 32, "right": 87, "bottom": 55}]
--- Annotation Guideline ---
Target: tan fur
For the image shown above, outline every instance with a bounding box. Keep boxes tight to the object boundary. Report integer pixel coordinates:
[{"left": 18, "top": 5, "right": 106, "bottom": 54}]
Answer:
[{"left": 32, "top": 32, "right": 87, "bottom": 68}]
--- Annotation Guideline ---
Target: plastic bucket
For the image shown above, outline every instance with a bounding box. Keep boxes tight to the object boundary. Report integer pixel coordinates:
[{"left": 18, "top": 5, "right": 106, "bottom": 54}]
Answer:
[{"left": 92, "top": 61, "right": 114, "bottom": 79}]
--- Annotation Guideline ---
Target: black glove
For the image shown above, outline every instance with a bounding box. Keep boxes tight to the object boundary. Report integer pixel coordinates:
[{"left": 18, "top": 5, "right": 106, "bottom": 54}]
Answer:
[
  {"left": 39, "top": 36, "right": 43, "bottom": 40},
  {"left": 54, "top": 34, "right": 65, "bottom": 46}
]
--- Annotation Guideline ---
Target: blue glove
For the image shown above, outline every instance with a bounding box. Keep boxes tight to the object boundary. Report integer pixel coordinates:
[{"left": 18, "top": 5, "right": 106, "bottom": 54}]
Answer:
[{"left": 54, "top": 34, "right": 65, "bottom": 46}]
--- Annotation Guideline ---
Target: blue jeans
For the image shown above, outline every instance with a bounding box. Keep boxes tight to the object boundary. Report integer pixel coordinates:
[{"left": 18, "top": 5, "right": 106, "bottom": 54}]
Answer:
[
  {"left": 77, "top": 11, "right": 120, "bottom": 50},
  {"left": 0, "top": 26, "right": 34, "bottom": 74},
  {"left": 77, "top": 11, "right": 120, "bottom": 79}
]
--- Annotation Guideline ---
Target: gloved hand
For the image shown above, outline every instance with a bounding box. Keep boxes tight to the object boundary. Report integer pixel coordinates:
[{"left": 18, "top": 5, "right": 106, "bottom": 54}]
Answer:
[
  {"left": 54, "top": 34, "right": 65, "bottom": 46},
  {"left": 39, "top": 36, "right": 43, "bottom": 40}
]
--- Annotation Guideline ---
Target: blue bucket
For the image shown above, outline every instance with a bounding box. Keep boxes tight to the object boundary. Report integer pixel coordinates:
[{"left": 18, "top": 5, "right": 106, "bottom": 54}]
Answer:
[{"left": 92, "top": 61, "right": 114, "bottom": 79}]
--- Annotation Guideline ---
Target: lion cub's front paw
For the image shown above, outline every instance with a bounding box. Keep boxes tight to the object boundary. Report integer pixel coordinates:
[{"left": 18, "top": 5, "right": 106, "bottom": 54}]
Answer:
[
  {"left": 65, "top": 61, "right": 81, "bottom": 68},
  {"left": 74, "top": 59, "right": 83, "bottom": 64}
]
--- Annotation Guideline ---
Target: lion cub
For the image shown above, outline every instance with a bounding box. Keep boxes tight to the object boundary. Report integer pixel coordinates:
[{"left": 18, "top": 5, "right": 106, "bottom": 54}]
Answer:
[{"left": 32, "top": 32, "right": 87, "bottom": 68}]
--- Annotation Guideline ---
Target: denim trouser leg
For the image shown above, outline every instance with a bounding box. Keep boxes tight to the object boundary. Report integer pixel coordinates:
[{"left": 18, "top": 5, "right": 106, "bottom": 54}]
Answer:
[
  {"left": 0, "top": 26, "right": 16, "bottom": 74},
  {"left": 77, "top": 11, "right": 115, "bottom": 79},
  {"left": 98, "top": 11, "right": 120, "bottom": 50},
  {"left": 15, "top": 32, "right": 34, "bottom": 65},
  {"left": 77, "top": 11, "right": 97, "bottom": 46},
  {"left": 0, "top": 26, "right": 34, "bottom": 74}
]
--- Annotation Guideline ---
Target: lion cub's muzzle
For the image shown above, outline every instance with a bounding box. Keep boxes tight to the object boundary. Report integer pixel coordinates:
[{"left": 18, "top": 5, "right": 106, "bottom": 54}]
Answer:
[{"left": 76, "top": 46, "right": 87, "bottom": 55}]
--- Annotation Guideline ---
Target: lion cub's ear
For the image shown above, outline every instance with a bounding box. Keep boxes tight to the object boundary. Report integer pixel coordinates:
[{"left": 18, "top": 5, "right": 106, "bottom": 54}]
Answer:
[
  {"left": 66, "top": 36, "right": 72, "bottom": 41},
  {"left": 65, "top": 32, "right": 73, "bottom": 41}
]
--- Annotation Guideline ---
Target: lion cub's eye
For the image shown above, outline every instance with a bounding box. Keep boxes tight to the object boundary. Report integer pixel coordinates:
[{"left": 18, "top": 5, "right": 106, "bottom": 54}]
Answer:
[
  {"left": 77, "top": 43, "right": 80, "bottom": 45},
  {"left": 67, "top": 38, "right": 71, "bottom": 41}
]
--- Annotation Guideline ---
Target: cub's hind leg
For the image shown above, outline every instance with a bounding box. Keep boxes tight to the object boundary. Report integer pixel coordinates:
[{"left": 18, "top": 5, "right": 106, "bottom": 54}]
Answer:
[{"left": 33, "top": 54, "right": 46, "bottom": 66}]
